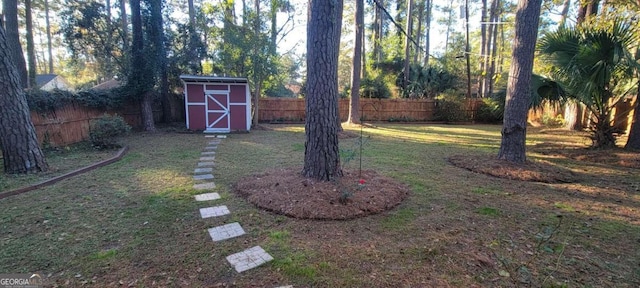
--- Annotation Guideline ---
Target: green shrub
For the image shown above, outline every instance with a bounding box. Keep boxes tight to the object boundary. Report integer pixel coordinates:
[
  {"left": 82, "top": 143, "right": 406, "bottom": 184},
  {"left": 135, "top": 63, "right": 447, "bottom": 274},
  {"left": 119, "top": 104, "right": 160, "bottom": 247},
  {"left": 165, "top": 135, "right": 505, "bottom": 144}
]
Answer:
[
  {"left": 89, "top": 114, "right": 131, "bottom": 149},
  {"left": 361, "top": 76, "right": 391, "bottom": 99},
  {"left": 433, "top": 90, "right": 469, "bottom": 122},
  {"left": 434, "top": 99, "right": 469, "bottom": 122},
  {"left": 475, "top": 98, "right": 504, "bottom": 123}
]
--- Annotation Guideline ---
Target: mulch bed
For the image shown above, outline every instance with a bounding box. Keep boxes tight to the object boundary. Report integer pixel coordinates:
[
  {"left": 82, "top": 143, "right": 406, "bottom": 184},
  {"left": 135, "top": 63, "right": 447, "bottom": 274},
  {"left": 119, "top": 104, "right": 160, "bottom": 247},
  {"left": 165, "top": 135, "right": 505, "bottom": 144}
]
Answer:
[
  {"left": 448, "top": 154, "right": 578, "bottom": 183},
  {"left": 234, "top": 168, "right": 410, "bottom": 220}
]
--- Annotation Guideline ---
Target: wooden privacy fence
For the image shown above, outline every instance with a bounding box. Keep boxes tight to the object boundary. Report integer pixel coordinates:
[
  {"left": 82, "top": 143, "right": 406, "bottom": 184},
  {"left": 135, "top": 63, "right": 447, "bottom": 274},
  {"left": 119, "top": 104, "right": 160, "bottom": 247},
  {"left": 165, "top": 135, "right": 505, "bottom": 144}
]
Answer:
[
  {"left": 527, "top": 98, "right": 636, "bottom": 133},
  {"left": 258, "top": 98, "right": 483, "bottom": 122},
  {"left": 31, "top": 102, "right": 162, "bottom": 147}
]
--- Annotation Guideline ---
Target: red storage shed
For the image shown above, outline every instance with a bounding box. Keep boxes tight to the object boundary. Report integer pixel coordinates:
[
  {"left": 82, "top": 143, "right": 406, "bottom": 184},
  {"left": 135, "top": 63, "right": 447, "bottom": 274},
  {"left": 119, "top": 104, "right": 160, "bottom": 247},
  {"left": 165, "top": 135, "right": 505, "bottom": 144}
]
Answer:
[{"left": 180, "top": 75, "right": 252, "bottom": 133}]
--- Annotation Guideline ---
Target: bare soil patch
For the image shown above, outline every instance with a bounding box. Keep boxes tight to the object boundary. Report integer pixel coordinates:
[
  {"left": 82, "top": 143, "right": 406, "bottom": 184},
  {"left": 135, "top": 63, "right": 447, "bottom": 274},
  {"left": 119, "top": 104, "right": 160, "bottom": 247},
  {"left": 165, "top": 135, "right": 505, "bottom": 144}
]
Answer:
[
  {"left": 448, "top": 154, "right": 577, "bottom": 183},
  {"left": 235, "top": 168, "right": 410, "bottom": 220}
]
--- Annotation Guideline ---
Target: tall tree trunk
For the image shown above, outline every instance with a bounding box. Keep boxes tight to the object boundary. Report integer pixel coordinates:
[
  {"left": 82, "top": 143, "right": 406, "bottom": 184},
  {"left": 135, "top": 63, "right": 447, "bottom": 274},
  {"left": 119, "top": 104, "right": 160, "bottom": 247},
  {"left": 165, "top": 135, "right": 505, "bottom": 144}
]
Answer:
[
  {"left": 25, "top": 0, "right": 37, "bottom": 88},
  {"left": 270, "top": 0, "right": 277, "bottom": 48},
  {"left": 187, "top": 0, "right": 201, "bottom": 74},
  {"left": 44, "top": 0, "right": 54, "bottom": 74},
  {"left": 252, "top": 0, "right": 261, "bottom": 127},
  {"left": 361, "top": 22, "right": 367, "bottom": 79},
  {"left": 487, "top": 0, "right": 500, "bottom": 97},
  {"left": 497, "top": 0, "right": 542, "bottom": 163},
  {"left": 414, "top": 0, "right": 423, "bottom": 64},
  {"left": 242, "top": 0, "right": 247, "bottom": 26},
  {"left": 483, "top": 0, "right": 499, "bottom": 98},
  {"left": 348, "top": 0, "right": 364, "bottom": 125},
  {"left": 105, "top": 0, "right": 113, "bottom": 79},
  {"left": 3, "top": 0, "right": 28, "bottom": 88},
  {"left": 120, "top": 0, "right": 128, "bottom": 52},
  {"left": 423, "top": 0, "right": 431, "bottom": 66},
  {"left": 443, "top": 0, "right": 454, "bottom": 54},
  {"left": 478, "top": 0, "right": 488, "bottom": 98},
  {"left": 303, "top": 0, "right": 344, "bottom": 181},
  {"left": 253, "top": 81, "right": 261, "bottom": 126},
  {"left": 0, "top": 25, "right": 48, "bottom": 174},
  {"left": 498, "top": 14, "right": 505, "bottom": 74},
  {"left": 625, "top": 50, "right": 640, "bottom": 150},
  {"left": 403, "top": 0, "right": 413, "bottom": 92},
  {"left": 558, "top": 0, "right": 570, "bottom": 28},
  {"left": 130, "top": 0, "right": 155, "bottom": 131},
  {"left": 372, "top": 0, "right": 383, "bottom": 63},
  {"left": 149, "top": 0, "right": 171, "bottom": 123},
  {"left": 464, "top": 0, "right": 471, "bottom": 98}
]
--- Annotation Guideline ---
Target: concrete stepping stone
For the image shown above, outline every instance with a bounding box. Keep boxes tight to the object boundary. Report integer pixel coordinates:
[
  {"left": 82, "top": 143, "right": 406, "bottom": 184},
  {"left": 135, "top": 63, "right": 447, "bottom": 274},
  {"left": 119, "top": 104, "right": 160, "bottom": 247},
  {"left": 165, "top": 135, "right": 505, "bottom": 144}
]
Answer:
[
  {"left": 194, "top": 167, "right": 213, "bottom": 174},
  {"left": 205, "top": 135, "right": 217, "bottom": 138},
  {"left": 198, "top": 162, "right": 215, "bottom": 167},
  {"left": 195, "top": 192, "right": 220, "bottom": 201},
  {"left": 194, "top": 174, "right": 214, "bottom": 181},
  {"left": 226, "top": 246, "right": 274, "bottom": 273},
  {"left": 201, "top": 152, "right": 216, "bottom": 156},
  {"left": 208, "top": 222, "right": 245, "bottom": 242},
  {"left": 204, "top": 146, "right": 217, "bottom": 151},
  {"left": 216, "top": 135, "right": 227, "bottom": 139},
  {"left": 200, "top": 156, "right": 215, "bottom": 161},
  {"left": 193, "top": 182, "right": 216, "bottom": 190},
  {"left": 208, "top": 141, "right": 221, "bottom": 145},
  {"left": 200, "top": 205, "right": 231, "bottom": 218}
]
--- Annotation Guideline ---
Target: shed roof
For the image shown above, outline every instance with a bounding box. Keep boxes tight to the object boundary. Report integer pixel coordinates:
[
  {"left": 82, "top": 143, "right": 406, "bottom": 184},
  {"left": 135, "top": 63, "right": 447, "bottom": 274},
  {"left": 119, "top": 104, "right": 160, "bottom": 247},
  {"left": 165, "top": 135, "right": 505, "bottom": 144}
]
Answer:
[
  {"left": 179, "top": 75, "right": 248, "bottom": 84},
  {"left": 35, "top": 74, "right": 58, "bottom": 87},
  {"left": 92, "top": 79, "right": 122, "bottom": 90}
]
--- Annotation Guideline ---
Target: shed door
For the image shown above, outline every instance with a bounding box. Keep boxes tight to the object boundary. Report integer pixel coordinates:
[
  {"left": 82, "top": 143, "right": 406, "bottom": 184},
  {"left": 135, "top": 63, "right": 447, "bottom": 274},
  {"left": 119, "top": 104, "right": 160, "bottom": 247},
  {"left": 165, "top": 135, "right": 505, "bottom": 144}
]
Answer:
[{"left": 206, "top": 93, "right": 230, "bottom": 132}]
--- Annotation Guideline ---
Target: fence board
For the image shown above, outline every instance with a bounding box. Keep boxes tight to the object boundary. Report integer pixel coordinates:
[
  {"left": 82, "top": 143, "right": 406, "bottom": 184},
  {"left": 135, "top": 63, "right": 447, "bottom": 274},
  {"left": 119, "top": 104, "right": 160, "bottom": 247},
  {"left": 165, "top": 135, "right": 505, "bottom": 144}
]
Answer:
[
  {"left": 258, "top": 98, "right": 479, "bottom": 122},
  {"left": 30, "top": 101, "right": 159, "bottom": 147}
]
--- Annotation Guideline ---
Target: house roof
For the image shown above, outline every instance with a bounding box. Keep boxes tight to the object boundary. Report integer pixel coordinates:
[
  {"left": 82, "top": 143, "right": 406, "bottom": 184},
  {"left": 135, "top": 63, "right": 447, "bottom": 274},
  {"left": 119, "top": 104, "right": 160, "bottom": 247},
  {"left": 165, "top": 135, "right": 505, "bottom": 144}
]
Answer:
[
  {"left": 35, "top": 74, "right": 58, "bottom": 87},
  {"left": 92, "top": 79, "right": 122, "bottom": 90},
  {"left": 179, "top": 75, "right": 248, "bottom": 84}
]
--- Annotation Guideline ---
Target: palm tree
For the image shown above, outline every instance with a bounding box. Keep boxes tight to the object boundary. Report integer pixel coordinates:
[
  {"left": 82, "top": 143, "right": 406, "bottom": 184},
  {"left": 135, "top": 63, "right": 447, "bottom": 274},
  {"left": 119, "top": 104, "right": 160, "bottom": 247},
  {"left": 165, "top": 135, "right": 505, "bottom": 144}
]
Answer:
[{"left": 538, "top": 20, "right": 639, "bottom": 148}]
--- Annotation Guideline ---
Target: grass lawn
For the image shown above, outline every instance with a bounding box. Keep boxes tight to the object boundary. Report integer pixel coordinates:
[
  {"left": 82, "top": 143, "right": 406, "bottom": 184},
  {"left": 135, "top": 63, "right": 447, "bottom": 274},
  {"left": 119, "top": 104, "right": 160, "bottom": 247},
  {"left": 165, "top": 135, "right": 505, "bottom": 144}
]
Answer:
[
  {"left": 0, "top": 143, "right": 116, "bottom": 192},
  {"left": 0, "top": 124, "right": 638, "bottom": 287}
]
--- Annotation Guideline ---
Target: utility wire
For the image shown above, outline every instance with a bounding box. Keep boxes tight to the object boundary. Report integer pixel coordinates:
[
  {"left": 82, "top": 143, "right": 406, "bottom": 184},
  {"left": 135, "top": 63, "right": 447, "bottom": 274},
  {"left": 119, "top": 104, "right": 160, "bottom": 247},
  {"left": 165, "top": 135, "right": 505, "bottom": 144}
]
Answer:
[{"left": 370, "top": 0, "right": 439, "bottom": 60}]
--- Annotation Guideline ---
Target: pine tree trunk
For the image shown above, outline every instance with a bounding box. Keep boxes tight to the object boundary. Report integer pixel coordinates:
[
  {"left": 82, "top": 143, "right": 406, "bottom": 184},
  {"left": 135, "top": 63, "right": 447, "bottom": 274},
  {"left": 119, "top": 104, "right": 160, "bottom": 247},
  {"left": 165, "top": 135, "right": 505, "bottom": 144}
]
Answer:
[
  {"left": 403, "top": 0, "right": 413, "bottom": 92},
  {"left": 140, "top": 92, "right": 156, "bottom": 132},
  {"left": 414, "top": 0, "right": 423, "bottom": 64},
  {"left": 487, "top": 1, "right": 499, "bottom": 97},
  {"left": 497, "top": 0, "right": 541, "bottom": 163},
  {"left": 187, "top": 0, "right": 201, "bottom": 74},
  {"left": 270, "top": 0, "right": 278, "bottom": 48},
  {"left": 120, "top": 0, "right": 129, "bottom": 52},
  {"left": 348, "top": 0, "right": 363, "bottom": 125},
  {"left": 0, "top": 26, "right": 48, "bottom": 174},
  {"left": 478, "top": 0, "right": 488, "bottom": 98},
  {"left": 44, "top": 0, "right": 54, "bottom": 74},
  {"left": 485, "top": 0, "right": 499, "bottom": 97},
  {"left": 464, "top": 0, "right": 471, "bottom": 99},
  {"left": 130, "top": 0, "right": 155, "bottom": 132},
  {"left": 625, "top": 94, "right": 640, "bottom": 150},
  {"left": 558, "top": 0, "right": 570, "bottom": 28},
  {"left": 303, "top": 0, "right": 344, "bottom": 181},
  {"left": 3, "top": 0, "right": 28, "bottom": 88},
  {"left": 25, "top": 0, "right": 37, "bottom": 88},
  {"left": 253, "top": 81, "right": 261, "bottom": 126},
  {"left": 423, "top": 0, "right": 431, "bottom": 67}
]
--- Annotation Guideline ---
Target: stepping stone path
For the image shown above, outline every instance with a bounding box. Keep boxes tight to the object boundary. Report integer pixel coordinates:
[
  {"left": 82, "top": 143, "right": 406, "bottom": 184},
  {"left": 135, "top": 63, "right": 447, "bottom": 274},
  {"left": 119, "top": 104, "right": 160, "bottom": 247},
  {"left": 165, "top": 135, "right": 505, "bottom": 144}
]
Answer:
[
  {"left": 226, "top": 246, "right": 274, "bottom": 272},
  {"left": 200, "top": 205, "right": 230, "bottom": 218},
  {"left": 191, "top": 134, "right": 274, "bottom": 274},
  {"left": 198, "top": 162, "right": 215, "bottom": 167}
]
